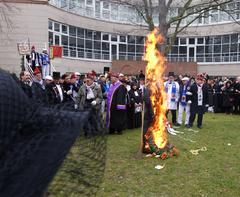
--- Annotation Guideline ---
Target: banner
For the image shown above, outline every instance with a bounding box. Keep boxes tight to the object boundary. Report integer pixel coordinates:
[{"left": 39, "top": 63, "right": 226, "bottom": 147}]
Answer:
[
  {"left": 17, "top": 40, "right": 31, "bottom": 55},
  {"left": 49, "top": 45, "right": 62, "bottom": 59}
]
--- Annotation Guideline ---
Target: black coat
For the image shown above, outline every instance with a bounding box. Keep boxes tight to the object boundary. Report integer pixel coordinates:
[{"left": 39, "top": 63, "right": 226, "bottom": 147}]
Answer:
[
  {"left": 31, "top": 81, "right": 47, "bottom": 104},
  {"left": 222, "top": 86, "right": 234, "bottom": 107},
  {"left": 109, "top": 84, "right": 128, "bottom": 131},
  {"left": 20, "top": 81, "right": 32, "bottom": 98},
  {"left": 188, "top": 83, "right": 209, "bottom": 114},
  {"left": 45, "top": 82, "right": 64, "bottom": 105}
]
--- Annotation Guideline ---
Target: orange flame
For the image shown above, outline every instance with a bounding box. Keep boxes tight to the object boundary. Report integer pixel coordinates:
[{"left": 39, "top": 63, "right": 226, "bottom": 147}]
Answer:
[{"left": 144, "top": 28, "right": 168, "bottom": 149}]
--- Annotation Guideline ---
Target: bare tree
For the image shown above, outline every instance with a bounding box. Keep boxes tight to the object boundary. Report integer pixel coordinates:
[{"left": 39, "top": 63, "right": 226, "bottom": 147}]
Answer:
[{"left": 110, "top": 0, "right": 234, "bottom": 54}]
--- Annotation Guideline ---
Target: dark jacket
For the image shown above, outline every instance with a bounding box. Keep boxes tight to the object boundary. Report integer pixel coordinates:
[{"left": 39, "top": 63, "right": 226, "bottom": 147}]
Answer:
[
  {"left": 31, "top": 81, "right": 47, "bottom": 104},
  {"left": 188, "top": 83, "right": 209, "bottom": 114},
  {"left": 20, "top": 81, "right": 32, "bottom": 98},
  {"left": 45, "top": 82, "right": 64, "bottom": 105}
]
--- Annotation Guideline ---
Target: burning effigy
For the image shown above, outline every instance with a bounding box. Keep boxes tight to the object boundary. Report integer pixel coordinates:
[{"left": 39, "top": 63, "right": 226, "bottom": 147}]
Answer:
[{"left": 142, "top": 29, "right": 179, "bottom": 159}]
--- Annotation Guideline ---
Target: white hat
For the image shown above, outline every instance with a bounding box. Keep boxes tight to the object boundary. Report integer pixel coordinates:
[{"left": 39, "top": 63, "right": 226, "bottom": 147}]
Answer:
[
  {"left": 182, "top": 77, "right": 190, "bottom": 81},
  {"left": 119, "top": 73, "right": 124, "bottom": 77},
  {"left": 75, "top": 72, "right": 81, "bottom": 76},
  {"left": 43, "top": 48, "right": 47, "bottom": 51},
  {"left": 45, "top": 75, "right": 53, "bottom": 80}
]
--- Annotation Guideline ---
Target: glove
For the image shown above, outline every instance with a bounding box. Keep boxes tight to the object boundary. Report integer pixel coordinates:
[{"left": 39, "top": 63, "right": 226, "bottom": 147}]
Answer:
[
  {"left": 91, "top": 100, "right": 97, "bottom": 106},
  {"left": 186, "top": 92, "right": 192, "bottom": 96},
  {"left": 205, "top": 104, "right": 209, "bottom": 107},
  {"left": 67, "top": 90, "right": 72, "bottom": 95},
  {"left": 187, "top": 100, "right": 192, "bottom": 104}
]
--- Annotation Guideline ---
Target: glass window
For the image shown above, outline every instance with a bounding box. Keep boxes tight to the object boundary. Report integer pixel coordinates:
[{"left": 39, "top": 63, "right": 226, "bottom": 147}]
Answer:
[
  {"left": 136, "top": 36, "right": 144, "bottom": 45},
  {"left": 63, "top": 46, "right": 69, "bottom": 56},
  {"left": 54, "top": 35, "right": 60, "bottom": 45},
  {"left": 94, "top": 31, "right": 101, "bottom": 40},
  {"left": 120, "top": 36, "right": 126, "bottom": 43},
  {"left": 94, "top": 41, "right": 101, "bottom": 50},
  {"left": 197, "top": 46, "right": 204, "bottom": 54},
  {"left": 180, "top": 38, "right": 186, "bottom": 45},
  {"left": 128, "top": 44, "right": 135, "bottom": 53},
  {"left": 49, "top": 32, "right": 53, "bottom": 45},
  {"left": 119, "top": 44, "right": 126, "bottom": 52},
  {"left": 179, "top": 46, "right": 187, "bottom": 54},
  {"left": 77, "top": 28, "right": 85, "bottom": 38},
  {"left": 78, "top": 48, "right": 84, "bottom": 58},
  {"left": 86, "top": 40, "right": 92, "bottom": 49},
  {"left": 86, "top": 30, "right": 93, "bottom": 39},
  {"left": 61, "top": 35, "right": 68, "bottom": 46},
  {"left": 174, "top": 38, "right": 179, "bottom": 45},
  {"left": 70, "top": 47, "right": 76, "bottom": 57},
  {"left": 171, "top": 46, "right": 178, "bottom": 54},
  {"left": 102, "top": 42, "right": 109, "bottom": 51},
  {"left": 222, "top": 44, "right": 229, "bottom": 53},
  {"left": 205, "top": 45, "right": 213, "bottom": 53},
  {"left": 103, "top": 1, "right": 109, "bottom": 9},
  {"left": 197, "top": 38, "right": 204, "bottom": 45},
  {"left": 214, "top": 36, "right": 221, "bottom": 44},
  {"left": 48, "top": 21, "right": 53, "bottom": 30},
  {"left": 205, "top": 37, "right": 213, "bottom": 44},
  {"left": 214, "top": 45, "right": 221, "bottom": 53},
  {"left": 231, "top": 34, "right": 238, "bottom": 43},
  {"left": 69, "top": 37, "right": 76, "bottom": 47},
  {"left": 86, "top": 0, "right": 93, "bottom": 6},
  {"left": 62, "top": 25, "right": 68, "bottom": 34},
  {"left": 102, "top": 33, "right": 109, "bottom": 41},
  {"left": 69, "top": 26, "right": 77, "bottom": 36},
  {"left": 111, "top": 35, "right": 118, "bottom": 42},
  {"left": 128, "top": 35, "right": 135, "bottom": 44},
  {"left": 189, "top": 38, "right": 195, "bottom": 44},
  {"left": 77, "top": 39, "right": 84, "bottom": 48},
  {"left": 222, "top": 35, "right": 229, "bottom": 44},
  {"left": 54, "top": 23, "right": 60, "bottom": 32},
  {"left": 136, "top": 45, "right": 144, "bottom": 53},
  {"left": 230, "top": 44, "right": 237, "bottom": 52}
]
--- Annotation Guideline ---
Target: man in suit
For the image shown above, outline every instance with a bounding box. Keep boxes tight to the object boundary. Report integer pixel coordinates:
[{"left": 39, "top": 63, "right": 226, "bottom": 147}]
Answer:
[
  {"left": 187, "top": 74, "right": 209, "bottom": 129},
  {"left": 46, "top": 72, "right": 64, "bottom": 105},
  {"left": 19, "top": 71, "right": 32, "bottom": 98},
  {"left": 31, "top": 68, "right": 47, "bottom": 104}
]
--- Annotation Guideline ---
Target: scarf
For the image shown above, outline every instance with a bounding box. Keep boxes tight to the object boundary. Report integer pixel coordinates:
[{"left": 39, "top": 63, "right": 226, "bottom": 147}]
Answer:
[
  {"left": 197, "top": 84, "right": 203, "bottom": 106},
  {"left": 181, "top": 85, "right": 187, "bottom": 106},
  {"left": 165, "top": 81, "right": 177, "bottom": 102},
  {"left": 85, "top": 83, "right": 95, "bottom": 100}
]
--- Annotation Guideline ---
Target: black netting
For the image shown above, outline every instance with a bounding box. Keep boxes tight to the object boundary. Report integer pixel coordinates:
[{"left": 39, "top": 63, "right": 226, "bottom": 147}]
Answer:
[{"left": 0, "top": 69, "right": 107, "bottom": 197}]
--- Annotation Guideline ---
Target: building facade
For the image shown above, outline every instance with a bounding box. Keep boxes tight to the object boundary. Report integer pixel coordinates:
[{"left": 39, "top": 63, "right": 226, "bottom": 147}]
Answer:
[{"left": 0, "top": 0, "right": 240, "bottom": 76}]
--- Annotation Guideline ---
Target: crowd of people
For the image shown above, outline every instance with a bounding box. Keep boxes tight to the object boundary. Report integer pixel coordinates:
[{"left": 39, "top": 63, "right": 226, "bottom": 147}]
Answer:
[{"left": 18, "top": 68, "right": 240, "bottom": 134}]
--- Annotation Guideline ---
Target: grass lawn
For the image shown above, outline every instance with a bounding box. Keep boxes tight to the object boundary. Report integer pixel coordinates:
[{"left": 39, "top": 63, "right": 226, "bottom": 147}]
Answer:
[{"left": 98, "top": 113, "right": 240, "bottom": 197}]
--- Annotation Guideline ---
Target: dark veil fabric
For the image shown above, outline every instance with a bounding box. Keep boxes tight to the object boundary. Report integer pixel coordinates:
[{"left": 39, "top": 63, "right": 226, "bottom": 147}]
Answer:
[{"left": 0, "top": 69, "right": 106, "bottom": 197}]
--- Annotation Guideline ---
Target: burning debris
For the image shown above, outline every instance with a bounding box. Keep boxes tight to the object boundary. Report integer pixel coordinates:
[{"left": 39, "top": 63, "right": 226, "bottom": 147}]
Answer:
[{"left": 142, "top": 29, "right": 179, "bottom": 159}]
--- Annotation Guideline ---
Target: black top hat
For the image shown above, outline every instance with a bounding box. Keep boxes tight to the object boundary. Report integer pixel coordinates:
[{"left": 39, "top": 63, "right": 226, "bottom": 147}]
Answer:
[
  {"left": 53, "top": 72, "right": 61, "bottom": 79},
  {"left": 168, "top": 72, "right": 175, "bottom": 77}
]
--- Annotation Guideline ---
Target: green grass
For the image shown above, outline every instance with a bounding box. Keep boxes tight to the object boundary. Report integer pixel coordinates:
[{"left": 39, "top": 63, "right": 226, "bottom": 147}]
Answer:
[{"left": 98, "top": 113, "right": 240, "bottom": 197}]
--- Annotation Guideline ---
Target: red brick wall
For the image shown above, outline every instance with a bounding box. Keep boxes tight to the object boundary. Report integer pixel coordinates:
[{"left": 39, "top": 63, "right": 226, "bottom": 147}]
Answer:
[{"left": 112, "top": 60, "right": 197, "bottom": 76}]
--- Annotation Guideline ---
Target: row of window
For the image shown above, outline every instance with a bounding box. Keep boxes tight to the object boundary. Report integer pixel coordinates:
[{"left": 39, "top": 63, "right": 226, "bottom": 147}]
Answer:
[
  {"left": 168, "top": 35, "right": 240, "bottom": 62},
  {"left": 49, "top": 0, "right": 240, "bottom": 26},
  {"left": 48, "top": 20, "right": 145, "bottom": 61}
]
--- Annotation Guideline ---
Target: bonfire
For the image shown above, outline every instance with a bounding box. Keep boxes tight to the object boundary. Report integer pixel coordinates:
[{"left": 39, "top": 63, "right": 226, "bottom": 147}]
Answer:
[{"left": 143, "top": 29, "right": 178, "bottom": 159}]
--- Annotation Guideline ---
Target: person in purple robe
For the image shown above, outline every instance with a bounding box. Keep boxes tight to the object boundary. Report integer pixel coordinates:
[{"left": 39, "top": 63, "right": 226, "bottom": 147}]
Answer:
[{"left": 106, "top": 73, "right": 128, "bottom": 135}]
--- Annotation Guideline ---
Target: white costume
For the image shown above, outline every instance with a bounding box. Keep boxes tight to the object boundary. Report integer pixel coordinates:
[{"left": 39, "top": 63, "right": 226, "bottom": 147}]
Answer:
[
  {"left": 177, "top": 84, "right": 191, "bottom": 125},
  {"left": 164, "top": 81, "right": 180, "bottom": 110}
]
